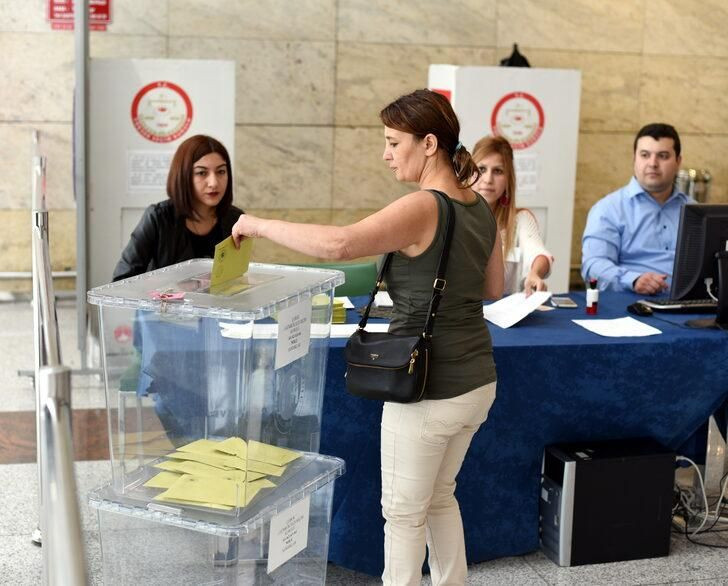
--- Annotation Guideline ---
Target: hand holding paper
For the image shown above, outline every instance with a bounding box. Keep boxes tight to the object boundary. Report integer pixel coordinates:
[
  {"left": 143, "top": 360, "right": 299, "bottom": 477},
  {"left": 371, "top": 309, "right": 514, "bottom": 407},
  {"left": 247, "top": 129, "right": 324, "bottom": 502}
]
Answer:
[
  {"left": 483, "top": 291, "right": 552, "bottom": 328},
  {"left": 210, "top": 236, "right": 253, "bottom": 291}
]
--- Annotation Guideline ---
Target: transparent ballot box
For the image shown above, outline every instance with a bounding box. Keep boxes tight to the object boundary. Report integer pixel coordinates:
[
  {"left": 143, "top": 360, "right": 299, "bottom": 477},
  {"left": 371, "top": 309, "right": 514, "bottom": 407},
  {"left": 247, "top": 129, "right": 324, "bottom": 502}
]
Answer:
[
  {"left": 87, "top": 260, "right": 344, "bottom": 498},
  {"left": 89, "top": 453, "right": 344, "bottom": 586}
]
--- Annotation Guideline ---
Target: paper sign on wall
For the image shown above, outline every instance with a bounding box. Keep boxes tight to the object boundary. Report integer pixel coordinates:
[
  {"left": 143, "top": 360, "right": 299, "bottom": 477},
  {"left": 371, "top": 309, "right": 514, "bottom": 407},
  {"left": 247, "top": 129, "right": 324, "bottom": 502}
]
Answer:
[
  {"left": 49, "top": 0, "right": 111, "bottom": 31},
  {"left": 267, "top": 495, "right": 310, "bottom": 574},
  {"left": 274, "top": 298, "right": 312, "bottom": 370},
  {"left": 127, "top": 150, "right": 173, "bottom": 192}
]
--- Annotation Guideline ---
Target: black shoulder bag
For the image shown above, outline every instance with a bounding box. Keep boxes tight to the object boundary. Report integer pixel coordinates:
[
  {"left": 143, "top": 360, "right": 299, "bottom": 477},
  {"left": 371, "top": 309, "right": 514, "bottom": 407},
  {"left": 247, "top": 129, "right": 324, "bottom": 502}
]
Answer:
[{"left": 344, "top": 190, "right": 456, "bottom": 403}]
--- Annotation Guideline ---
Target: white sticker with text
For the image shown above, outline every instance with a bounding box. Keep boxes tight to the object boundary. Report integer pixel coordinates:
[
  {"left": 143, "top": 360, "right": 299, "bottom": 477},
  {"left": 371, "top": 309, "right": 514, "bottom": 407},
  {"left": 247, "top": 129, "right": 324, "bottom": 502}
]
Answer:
[
  {"left": 267, "top": 495, "right": 310, "bottom": 573},
  {"left": 274, "top": 298, "right": 312, "bottom": 370}
]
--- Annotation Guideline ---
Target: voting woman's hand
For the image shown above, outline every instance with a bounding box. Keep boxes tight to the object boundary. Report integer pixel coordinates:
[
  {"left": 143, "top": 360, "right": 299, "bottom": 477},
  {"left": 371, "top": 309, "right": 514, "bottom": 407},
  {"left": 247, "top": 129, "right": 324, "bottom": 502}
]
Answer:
[{"left": 231, "top": 214, "right": 263, "bottom": 248}]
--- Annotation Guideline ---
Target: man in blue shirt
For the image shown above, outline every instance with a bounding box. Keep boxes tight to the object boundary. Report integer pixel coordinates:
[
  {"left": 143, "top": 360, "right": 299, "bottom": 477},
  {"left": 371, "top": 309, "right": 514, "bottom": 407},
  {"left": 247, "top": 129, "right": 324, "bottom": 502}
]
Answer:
[{"left": 581, "top": 123, "right": 693, "bottom": 294}]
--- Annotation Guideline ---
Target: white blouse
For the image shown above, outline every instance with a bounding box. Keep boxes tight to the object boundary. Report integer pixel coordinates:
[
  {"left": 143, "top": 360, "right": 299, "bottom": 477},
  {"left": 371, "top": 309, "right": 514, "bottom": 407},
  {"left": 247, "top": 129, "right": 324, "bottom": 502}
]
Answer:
[{"left": 502, "top": 210, "right": 554, "bottom": 294}]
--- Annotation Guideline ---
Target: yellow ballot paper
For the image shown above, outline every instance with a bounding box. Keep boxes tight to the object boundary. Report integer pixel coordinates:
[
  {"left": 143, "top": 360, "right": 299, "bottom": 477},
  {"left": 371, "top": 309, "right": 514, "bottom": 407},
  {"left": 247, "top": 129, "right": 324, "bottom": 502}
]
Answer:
[
  {"left": 168, "top": 449, "right": 284, "bottom": 475},
  {"left": 166, "top": 450, "right": 238, "bottom": 470},
  {"left": 155, "top": 459, "right": 264, "bottom": 482},
  {"left": 158, "top": 475, "right": 275, "bottom": 507},
  {"left": 248, "top": 440, "right": 301, "bottom": 467},
  {"left": 244, "top": 478, "right": 277, "bottom": 503},
  {"left": 153, "top": 495, "right": 234, "bottom": 511},
  {"left": 144, "top": 470, "right": 183, "bottom": 489},
  {"left": 210, "top": 236, "right": 253, "bottom": 289},
  {"left": 236, "top": 459, "right": 287, "bottom": 477},
  {"left": 215, "top": 436, "right": 247, "bottom": 459},
  {"left": 178, "top": 438, "right": 226, "bottom": 456}
]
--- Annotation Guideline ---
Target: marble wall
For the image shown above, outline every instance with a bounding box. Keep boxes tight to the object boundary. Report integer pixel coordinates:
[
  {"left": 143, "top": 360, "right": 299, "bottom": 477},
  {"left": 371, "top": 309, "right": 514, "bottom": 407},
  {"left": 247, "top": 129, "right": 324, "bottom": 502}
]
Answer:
[{"left": 2, "top": 0, "right": 728, "bottom": 290}]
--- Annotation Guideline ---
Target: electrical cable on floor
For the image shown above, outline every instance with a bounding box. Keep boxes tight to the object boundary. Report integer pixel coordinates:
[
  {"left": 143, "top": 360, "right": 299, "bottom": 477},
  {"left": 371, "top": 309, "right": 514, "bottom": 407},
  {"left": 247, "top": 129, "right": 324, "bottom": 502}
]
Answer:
[{"left": 673, "top": 459, "right": 728, "bottom": 549}]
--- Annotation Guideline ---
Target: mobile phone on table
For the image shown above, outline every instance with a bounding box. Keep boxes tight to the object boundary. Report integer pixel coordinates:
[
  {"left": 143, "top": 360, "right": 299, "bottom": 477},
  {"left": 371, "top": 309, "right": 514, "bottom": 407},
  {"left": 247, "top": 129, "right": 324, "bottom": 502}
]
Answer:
[{"left": 550, "top": 296, "right": 578, "bottom": 309}]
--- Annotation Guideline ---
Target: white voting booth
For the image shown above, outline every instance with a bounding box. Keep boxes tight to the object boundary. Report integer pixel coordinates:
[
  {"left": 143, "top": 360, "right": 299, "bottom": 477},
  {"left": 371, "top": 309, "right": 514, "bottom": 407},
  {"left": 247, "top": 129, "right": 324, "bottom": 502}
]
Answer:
[
  {"left": 428, "top": 65, "right": 581, "bottom": 293},
  {"left": 87, "top": 59, "right": 235, "bottom": 355}
]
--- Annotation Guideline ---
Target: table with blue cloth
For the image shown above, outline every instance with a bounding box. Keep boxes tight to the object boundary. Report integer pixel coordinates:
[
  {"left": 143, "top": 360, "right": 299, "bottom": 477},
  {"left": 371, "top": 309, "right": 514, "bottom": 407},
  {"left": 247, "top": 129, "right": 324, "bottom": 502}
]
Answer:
[{"left": 320, "top": 291, "right": 728, "bottom": 576}]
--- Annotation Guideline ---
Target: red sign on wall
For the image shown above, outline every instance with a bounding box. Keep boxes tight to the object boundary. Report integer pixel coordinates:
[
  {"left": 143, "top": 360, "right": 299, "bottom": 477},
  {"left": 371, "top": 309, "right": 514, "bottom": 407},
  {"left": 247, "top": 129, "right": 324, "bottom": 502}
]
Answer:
[{"left": 48, "top": 0, "right": 112, "bottom": 31}]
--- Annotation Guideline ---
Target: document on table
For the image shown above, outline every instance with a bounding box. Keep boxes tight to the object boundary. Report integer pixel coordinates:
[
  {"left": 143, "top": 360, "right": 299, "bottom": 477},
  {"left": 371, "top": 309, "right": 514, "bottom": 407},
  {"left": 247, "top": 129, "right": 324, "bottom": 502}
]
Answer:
[
  {"left": 330, "top": 323, "right": 390, "bottom": 338},
  {"left": 572, "top": 317, "right": 662, "bottom": 337},
  {"left": 483, "top": 291, "right": 552, "bottom": 328},
  {"left": 374, "top": 291, "right": 393, "bottom": 307}
]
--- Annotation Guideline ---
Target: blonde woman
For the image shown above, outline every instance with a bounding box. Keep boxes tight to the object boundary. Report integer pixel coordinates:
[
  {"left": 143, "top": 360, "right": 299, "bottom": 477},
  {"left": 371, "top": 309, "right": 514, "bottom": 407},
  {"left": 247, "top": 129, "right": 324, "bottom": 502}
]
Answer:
[{"left": 471, "top": 135, "right": 553, "bottom": 295}]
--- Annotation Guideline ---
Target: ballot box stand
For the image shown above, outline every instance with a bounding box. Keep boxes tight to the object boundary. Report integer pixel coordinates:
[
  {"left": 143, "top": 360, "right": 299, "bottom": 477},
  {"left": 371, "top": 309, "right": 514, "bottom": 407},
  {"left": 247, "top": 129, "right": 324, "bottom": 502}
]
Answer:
[{"left": 89, "top": 453, "right": 344, "bottom": 585}]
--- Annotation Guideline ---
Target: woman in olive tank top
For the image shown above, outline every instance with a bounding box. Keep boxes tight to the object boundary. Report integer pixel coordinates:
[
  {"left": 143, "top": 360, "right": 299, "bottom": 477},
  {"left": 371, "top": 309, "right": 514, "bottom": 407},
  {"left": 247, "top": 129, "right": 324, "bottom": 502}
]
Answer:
[{"left": 231, "top": 89, "right": 503, "bottom": 586}]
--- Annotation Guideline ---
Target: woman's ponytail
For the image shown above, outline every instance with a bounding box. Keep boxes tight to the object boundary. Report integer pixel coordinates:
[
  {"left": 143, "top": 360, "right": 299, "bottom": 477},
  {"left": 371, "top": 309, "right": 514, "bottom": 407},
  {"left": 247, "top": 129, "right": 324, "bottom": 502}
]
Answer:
[{"left": 452, "top": 144, "right": 480, "bottom": 188}]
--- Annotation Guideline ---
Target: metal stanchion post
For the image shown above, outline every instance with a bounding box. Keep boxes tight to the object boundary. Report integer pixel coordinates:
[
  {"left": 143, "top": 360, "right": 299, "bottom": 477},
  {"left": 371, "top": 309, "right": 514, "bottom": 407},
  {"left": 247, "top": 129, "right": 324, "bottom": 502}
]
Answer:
[
  {"left": 39, "top": 365, "right": 86, "bottom": 586},
  {"left": 31, "top": 134, "right": 46, "bottom": 546}
]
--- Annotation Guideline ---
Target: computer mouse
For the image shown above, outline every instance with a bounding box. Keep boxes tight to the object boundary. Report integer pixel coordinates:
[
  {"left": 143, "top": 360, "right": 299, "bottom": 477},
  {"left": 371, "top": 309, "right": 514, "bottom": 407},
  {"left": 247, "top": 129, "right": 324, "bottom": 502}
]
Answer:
[{"left": 627, "top": 302, "right": 653, "bottom": 317}]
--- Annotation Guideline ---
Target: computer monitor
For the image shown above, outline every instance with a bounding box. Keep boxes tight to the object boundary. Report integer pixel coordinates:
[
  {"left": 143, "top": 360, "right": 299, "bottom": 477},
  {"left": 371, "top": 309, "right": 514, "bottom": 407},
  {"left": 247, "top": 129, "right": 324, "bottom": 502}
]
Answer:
[{"left": 671, "top": 204, "right": 728, "bottom": 329}]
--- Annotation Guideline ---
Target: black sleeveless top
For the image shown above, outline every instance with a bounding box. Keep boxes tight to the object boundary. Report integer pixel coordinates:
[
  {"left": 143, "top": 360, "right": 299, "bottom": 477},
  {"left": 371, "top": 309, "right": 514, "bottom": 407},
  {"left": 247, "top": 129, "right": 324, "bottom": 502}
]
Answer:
[{"left": 385, "top": 191, "right": 498, "bottom": 400}]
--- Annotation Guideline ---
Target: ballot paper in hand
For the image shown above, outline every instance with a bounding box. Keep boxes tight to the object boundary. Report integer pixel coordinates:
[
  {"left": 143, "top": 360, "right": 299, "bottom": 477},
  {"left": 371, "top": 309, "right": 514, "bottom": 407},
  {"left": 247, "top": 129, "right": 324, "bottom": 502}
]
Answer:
[
  {"left": 210, "top": 236, "right": 253, "bottom": 292},
  {"left": 572, "top": 316, "right": 662, "bottom": 337},
  {"left": 483, "top": 291, "right": 552, "bottom": 328}
]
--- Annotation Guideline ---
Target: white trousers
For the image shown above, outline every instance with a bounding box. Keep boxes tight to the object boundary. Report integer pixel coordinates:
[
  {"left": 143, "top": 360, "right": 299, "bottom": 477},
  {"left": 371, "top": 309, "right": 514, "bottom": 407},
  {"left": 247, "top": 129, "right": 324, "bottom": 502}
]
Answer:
[{"left": 380, "top": 381, "right": 497, "bottom": 586}]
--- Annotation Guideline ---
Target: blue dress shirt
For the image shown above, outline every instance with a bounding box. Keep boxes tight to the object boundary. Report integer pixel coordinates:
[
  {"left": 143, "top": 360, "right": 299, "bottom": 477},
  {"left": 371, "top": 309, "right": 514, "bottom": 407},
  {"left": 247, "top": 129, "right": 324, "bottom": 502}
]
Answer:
[{"left": 581, "top": 176, "right": 693, "bottom": 292}]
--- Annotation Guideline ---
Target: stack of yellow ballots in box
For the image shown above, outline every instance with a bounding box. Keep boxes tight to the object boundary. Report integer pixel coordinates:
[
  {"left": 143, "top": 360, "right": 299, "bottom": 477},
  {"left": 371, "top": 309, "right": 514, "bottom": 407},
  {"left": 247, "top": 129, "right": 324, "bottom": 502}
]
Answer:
[
  {"left": 332, "top": 298, "right": 347, "bottom": 324},
  {"left": 143, "top": 437, "right": 301, "bottom": 510}
]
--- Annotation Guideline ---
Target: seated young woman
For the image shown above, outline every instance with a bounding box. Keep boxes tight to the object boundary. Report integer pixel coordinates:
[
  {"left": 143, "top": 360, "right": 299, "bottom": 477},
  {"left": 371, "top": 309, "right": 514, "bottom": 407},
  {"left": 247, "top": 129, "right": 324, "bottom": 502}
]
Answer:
[
  {"left": 113, "top": 134, "right": 243, "bottom": 281},
  {"left": 471, "top": 135, "right": 553, "bottom": 295}
]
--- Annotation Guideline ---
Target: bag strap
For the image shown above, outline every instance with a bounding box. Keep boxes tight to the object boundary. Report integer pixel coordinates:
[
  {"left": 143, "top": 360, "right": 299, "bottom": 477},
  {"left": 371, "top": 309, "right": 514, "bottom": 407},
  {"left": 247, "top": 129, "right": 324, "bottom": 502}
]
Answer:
[{"left": 357, "top": 189, "right": 456, "bottom": 339}]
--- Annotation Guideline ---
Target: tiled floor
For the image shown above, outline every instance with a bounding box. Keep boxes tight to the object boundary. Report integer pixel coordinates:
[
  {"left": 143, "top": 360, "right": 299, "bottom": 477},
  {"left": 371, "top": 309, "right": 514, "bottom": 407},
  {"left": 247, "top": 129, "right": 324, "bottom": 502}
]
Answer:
[{"left": 2, "top": 299, "right": 728, "bottom": 585}]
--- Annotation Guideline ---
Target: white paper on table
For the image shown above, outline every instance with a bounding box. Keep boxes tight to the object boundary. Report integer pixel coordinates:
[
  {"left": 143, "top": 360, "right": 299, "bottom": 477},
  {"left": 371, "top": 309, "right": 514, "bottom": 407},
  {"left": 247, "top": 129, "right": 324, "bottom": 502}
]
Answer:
[
  {"left": 330, "top": 323, "right": 389, "bottom": 338},
  {"left": 483, "top": 291, "right": 552, "bottom": 328},
  {"left": 334, "top": 296, "right": 355, "bottom": 309},
  {"left": 572, "top": 316, "right": 662, "bottom": 337},
  {"left": 374, "top": 291, "right": 393, "bottom": 307}
]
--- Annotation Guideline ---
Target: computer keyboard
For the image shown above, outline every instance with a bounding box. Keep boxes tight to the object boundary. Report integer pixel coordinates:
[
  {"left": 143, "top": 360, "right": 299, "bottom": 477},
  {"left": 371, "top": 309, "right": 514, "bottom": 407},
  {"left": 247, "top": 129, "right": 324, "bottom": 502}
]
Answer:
[{"left": 638, "top": 298, "right": 718, "bottom": 313}]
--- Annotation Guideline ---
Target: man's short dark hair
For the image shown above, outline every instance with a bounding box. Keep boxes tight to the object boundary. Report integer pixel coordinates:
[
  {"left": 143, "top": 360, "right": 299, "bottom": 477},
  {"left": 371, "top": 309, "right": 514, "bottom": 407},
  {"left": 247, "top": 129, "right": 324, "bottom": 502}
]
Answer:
[{"left": 633, "top": 123, "right": 681, "bottom": 158}]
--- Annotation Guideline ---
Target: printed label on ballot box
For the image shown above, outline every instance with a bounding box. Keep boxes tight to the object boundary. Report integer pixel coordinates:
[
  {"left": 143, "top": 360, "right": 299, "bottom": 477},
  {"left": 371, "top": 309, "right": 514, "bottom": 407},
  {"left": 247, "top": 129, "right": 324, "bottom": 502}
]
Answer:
[
  {"left": 267, "top": 495, "right": 310, "bottom": 573},
  {"left": 275, "top": 298, "right": 312, "bottom": 370}
]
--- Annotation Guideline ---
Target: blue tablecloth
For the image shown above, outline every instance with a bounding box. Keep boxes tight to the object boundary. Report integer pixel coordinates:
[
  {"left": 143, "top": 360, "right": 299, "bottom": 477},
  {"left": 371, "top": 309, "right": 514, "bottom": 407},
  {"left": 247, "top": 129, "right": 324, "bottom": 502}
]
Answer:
[{"left": 320, "top": 291, "right": 728, "bottom": 575}]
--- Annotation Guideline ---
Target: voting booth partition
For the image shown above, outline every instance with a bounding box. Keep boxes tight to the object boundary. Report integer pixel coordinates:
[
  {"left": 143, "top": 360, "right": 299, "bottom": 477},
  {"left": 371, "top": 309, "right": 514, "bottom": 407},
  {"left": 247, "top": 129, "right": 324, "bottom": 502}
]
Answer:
[
  {"left": 428, "top": 65, "right": 581, "bottom": 293},
  {"left": 87, "top": 261, "right": 345, "bottom": 585},
  {"left": 86, "top": 58, "right": 236, "bottom": 365}
]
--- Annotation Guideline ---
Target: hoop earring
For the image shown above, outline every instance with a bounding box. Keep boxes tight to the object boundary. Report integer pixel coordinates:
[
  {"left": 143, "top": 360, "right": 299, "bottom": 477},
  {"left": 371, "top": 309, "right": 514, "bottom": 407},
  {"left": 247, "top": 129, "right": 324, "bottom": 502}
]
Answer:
[{"left": 499, "top": 194, "right": 510, "bottom": 206}]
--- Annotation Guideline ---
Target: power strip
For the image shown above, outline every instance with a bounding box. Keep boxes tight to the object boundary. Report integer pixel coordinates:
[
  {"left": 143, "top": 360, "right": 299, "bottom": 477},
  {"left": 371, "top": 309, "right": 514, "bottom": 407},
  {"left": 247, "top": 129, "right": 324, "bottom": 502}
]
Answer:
[{"left": 673, "top": 513, "right": 728, "bottom": 533}]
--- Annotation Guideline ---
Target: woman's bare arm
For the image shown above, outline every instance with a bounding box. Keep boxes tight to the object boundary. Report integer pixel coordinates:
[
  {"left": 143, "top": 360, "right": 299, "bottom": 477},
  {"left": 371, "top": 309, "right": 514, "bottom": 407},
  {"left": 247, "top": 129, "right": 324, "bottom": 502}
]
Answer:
[{"left": 232, "top": 191, "right": 439, "bottom": 260}]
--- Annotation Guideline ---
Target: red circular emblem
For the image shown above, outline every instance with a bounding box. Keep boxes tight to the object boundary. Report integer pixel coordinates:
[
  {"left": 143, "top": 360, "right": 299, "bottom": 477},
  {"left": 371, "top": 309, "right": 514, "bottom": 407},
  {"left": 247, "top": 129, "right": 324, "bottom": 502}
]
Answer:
[
  {"left": 130, "top": 81, "right": 193, "bottom": 143},
  {"left": 490, "top": 92, "right": 545, "bottom": 150},
  {"left": 114, "top": 325, "right": 133, "bottom": 345}
]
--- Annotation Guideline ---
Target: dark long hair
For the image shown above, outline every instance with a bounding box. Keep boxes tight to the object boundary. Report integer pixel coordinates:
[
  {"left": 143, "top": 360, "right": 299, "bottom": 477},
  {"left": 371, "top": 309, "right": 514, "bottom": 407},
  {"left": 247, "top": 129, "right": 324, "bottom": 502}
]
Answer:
[
  {"left": 167, "top": 134, "right": 233, "bottom": 219},
  {"left": 379, "top": 89, "right": 479, "bottom": 187}
]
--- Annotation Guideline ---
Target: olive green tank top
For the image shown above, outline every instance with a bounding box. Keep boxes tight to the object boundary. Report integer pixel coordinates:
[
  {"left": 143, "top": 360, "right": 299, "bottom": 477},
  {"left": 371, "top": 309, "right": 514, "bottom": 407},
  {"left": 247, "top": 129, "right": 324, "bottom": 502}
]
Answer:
[{"left": 385, "top": 190, "right": 498, "bottom": 400}]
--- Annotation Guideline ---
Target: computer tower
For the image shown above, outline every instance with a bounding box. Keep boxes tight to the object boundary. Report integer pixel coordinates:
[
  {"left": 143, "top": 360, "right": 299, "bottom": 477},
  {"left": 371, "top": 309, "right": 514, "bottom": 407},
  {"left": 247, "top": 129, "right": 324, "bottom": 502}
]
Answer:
[{"left": 539, "top": 437, "right": 675, "bottom": 566}]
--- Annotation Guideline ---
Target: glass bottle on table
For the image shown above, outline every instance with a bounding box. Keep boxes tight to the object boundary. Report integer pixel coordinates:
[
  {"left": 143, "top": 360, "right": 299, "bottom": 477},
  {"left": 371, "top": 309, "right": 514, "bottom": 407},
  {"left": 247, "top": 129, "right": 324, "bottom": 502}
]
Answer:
[{"left": 586, "top": 278, "right": 599, "bottom": 315}]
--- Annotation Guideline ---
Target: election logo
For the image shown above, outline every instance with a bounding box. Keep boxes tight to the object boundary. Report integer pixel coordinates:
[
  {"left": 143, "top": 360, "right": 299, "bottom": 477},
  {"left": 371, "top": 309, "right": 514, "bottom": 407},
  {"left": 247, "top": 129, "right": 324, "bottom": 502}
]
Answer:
[
  {"left": 131, "top": 81, "right": 193, "bottom": 143},
  {"left": 490, "top": 92, "right": 544, "bottom": 149}
]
